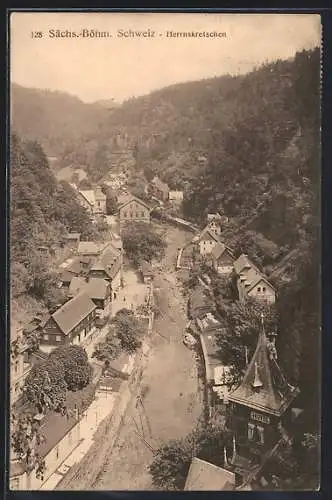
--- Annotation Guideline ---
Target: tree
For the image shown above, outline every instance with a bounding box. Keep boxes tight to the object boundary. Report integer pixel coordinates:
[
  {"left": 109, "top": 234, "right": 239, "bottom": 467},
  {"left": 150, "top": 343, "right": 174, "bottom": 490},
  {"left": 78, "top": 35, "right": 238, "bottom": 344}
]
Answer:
[
  {"left": 23, "top": 360, "right": 67, "bottom": 413},
  {"left": 216, "top": 298, "right": 278, "bottom": 375},
  {"left": 122, "top": 222, "right": 167, "bottom": 266},
  {"left": 92, "top": 335, "right": 121, "bottom": 364},
  {"left": 112, "top": 309, "right": 143, "bottom": 353},
  {"left": 11, "top": 412, "right": 47, "bottom": 479},
  {"left": 43, "top": 286, "right": 67, "bottom": 312},
  {"left": 49, "top": 345, "right": 91, "bottom": 391},
  {"left": 11, "top": 262, "right": 33, "bottom": 297},
  {"left": 149, "top": 423, "right": 231, "bottom": 490}
]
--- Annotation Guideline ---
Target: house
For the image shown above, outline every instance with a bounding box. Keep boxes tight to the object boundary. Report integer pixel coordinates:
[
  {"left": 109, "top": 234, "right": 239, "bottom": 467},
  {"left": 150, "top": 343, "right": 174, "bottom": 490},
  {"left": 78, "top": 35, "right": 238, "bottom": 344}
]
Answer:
[
  {"left": 184, "top": 457, "right": 236, "bottom": 491},
  {"left": 58, "top": 255, "right": 92, "bottom": 288},
  {"left": 10, "top": 327, "right": 31, "bottom": 405},
  {"left": 196, "top": 227, "right": 221, "bottom": 256},
  {"left": 68, "top": 277, "right": 111, "bottom": 318},
  {"left": 88, "top": 243, "right": 123, "bottom": 298},
  {"left": 226, "top": 316, "right": 299, "bottom": 472},
  {"left": 208, "top": 242, "right": 235, "bottom": 275},
  {"left": 140, "top": 261, "right": 153, "bottom": 284},
  {"left": 118, "top": 194, "right": 151, "bottom": 227},
  {"left": 168, "top": 190, "right": 183, "bottom": 202},
  {"left": 233, "top": 254, "right": 276, "bottom": 304},
  {"left": 150, "top": 176, "right": 169, "bottom": 201},
  {"left": 10, "top": 407, "right": 82, "bottom": 490},
  {"left": 40, "top": 293, "right": 97, "bottom": 352},
  {"left": 77, "top": 186, "right": 106, "bottom": 215}
]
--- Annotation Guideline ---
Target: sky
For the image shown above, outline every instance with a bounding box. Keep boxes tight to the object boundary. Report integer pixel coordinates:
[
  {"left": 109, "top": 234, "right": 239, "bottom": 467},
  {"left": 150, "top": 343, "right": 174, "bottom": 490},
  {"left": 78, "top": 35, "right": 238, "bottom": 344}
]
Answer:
[{"left": 10, "top": 12, "right": 321, "bottom": 103}]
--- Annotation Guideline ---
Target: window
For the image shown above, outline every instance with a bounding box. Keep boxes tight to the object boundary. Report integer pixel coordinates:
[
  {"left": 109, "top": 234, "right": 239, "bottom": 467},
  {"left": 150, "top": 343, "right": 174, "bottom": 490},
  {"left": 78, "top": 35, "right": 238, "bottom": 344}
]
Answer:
[
  {"left": 129, "top": 212, "right": 133, "bottom": 218},
  {"left": 124, "top": 211, "right": 127, "bottom": 218},
  {"left": 55, "top": 445, "right": 59, "bottom": 459},
  {"left": 43, "top": 334, "right": 49, "bottom": 341},
  {"left": 257, "top": 287, "right": 261, "bottom": 292},
  {"left": 257, "top": 425, "right": 265, "bottom": 444},
  {"left": 140, "top": 212, "right": 144, "bottom": 217},
  {"left": 14, "top": 361, "right": 19, "bottom": 373},
  {"left": 55, "top": 335, "right": 62, "bottom": 342},
  {"left": 248, "top": 423, "right": 255, "bottom": 440},
  {"left": 135, "top": 213, "right": 138, "bottom": 218},
  {"left": 262, "top": 287, "right": 266, "bottom": 292}
]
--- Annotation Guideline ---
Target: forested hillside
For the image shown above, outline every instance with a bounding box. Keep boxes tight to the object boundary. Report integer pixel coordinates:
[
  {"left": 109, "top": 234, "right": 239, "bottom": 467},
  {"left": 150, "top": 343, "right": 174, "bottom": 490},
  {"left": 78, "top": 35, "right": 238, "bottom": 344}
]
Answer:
[
  {"left": 11, "top": 84, "right": 109, "bottom": 157},
  {"left": 10, "top": 134, "right": 96, "bottom": 309}
]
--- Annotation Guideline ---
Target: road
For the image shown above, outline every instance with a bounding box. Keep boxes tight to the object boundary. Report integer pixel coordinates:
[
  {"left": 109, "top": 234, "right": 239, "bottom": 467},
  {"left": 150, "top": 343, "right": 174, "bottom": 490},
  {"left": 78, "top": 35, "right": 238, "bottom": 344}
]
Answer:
[{"left": 67, "top": 226, "right": 201, "bottom": 490}]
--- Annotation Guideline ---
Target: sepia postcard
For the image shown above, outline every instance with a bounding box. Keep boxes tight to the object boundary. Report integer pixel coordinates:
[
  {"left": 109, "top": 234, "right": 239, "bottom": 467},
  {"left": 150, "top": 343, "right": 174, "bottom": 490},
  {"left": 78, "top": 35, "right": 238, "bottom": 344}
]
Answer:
[{"left": 8, "top": 11, "right": 321, "bottom": 492}]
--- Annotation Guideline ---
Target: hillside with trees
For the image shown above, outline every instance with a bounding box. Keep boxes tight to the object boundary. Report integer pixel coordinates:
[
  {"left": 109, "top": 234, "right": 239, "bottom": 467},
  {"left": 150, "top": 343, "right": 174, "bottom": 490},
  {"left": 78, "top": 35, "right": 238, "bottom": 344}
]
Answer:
[
  {"left": 10, "top": 134, "right": 97, "bottom": 319},
  {"left": 11, "top": 84, "right": 109, "bottom": 157}
]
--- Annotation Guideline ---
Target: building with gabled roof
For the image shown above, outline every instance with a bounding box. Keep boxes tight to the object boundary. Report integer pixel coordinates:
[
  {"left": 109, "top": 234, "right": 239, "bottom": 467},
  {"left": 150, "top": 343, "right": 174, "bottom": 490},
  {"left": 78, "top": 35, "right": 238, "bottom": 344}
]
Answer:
[
  {"left": 233, "top": 254, "right": 276, "bottom": 304},
  {"left": 196, "top": 227, "right": 221, "bottom": 256},
  {"left": 118, "top": 194, "right": 151, "bottom": 228},
  {"left": 226, "top": 314, "right": 299, "bottom": 468},
  {"left": 208, "top": 242, "right": 235, "bottom": 275},
  {"left": 77, "top": 186, "right": 106, "bottom": 215},
  {"left": 68, "top": 277, "right": 111, "bottom": 317},
  {"left": 40, "top": 293, "right": 97, "bottom": 352}
]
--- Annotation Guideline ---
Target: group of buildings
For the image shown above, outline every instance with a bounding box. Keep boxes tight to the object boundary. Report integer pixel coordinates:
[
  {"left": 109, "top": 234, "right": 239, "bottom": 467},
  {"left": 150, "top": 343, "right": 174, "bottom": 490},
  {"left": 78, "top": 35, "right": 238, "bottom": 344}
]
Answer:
[
  {"left": 149, "top": 175, "right": 184, "bottom": 204},
  {"left": 183, "top": 215, "right": 302, "bottom": 490},
  {"left": 183, "top": 213, "right": 276, "bottom": 304}
]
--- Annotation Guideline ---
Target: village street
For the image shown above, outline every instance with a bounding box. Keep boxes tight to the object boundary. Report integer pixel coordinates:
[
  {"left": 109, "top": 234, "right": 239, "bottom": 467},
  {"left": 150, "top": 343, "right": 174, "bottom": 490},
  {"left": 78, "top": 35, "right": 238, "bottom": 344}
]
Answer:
[{"left": 58, "top": 226, "right": 201, "bottom": 490}]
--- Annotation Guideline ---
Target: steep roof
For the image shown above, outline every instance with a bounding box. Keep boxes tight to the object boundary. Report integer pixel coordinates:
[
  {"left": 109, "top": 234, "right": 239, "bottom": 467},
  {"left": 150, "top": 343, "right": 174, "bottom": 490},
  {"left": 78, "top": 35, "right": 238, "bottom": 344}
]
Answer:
[
  {"left": 118, "top": 194, "right": 151, "bottom": 211},
  {"left": 85, "top": 278, "right": 110, "bottom": 300},
  {"left": 211, "top": 242, "right": 235, "bottom": 260},
  {"left": 68, "top": 276, "right": 87, "bottom": 297},
  {"left": 234, "top": 254, "right": 275, "bottom": 293},
  {"left": 233, "top": 254, "right": 252, "bottom": 275},
  {"left": 51, "top": 293, "right": 96, "bottom": 335},
  {"left": 184, "top": 457, "right": 235, "bottom": 491},
  {"left": 198, "top": 227, "right": 220, "bottom": 243},
  {"left": 79, "top": 190, "right": 95, "bottom": 206},
  {"left": 228, "top": 316, "right": 299, "bottom": 416}
]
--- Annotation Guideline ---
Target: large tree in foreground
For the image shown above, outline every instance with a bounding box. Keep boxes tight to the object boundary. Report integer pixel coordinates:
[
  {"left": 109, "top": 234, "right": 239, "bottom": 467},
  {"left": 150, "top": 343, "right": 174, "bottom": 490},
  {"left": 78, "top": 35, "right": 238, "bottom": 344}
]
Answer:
[
  {"left": 149, "top": 423, "right": 231, "bottom": 490},
  {"left": 122, "top": 222, "right": 167, "bottom": 266}
]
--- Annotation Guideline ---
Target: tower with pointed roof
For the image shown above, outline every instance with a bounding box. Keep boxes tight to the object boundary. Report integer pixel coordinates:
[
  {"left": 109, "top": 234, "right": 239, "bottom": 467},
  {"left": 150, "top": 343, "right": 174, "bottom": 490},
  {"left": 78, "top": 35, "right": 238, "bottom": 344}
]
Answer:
[{"left": 226, "top": 314, "right": 300, "bottom": 466}]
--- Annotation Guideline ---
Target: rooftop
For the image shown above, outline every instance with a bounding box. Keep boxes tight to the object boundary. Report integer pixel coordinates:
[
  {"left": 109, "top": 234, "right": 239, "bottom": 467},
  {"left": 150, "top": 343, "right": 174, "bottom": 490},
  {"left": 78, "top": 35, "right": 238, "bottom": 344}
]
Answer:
[
  {"left": 228, "top": 317, "right": 299, "bottom": 416},
  {"left": 211, "top": 242, "right": 235, "bottom": 260},
  {"left": 51, "top": 293, "right": 96, "bottom": 335},
  {"left": 184, "top": 457, "right": 235, "bottom": 491},
  {"left": 79, "top": 190, "right": 95, "bottom": 206},
  {"left": 78, "top": 241, "right": 101, "bottom": 255}
]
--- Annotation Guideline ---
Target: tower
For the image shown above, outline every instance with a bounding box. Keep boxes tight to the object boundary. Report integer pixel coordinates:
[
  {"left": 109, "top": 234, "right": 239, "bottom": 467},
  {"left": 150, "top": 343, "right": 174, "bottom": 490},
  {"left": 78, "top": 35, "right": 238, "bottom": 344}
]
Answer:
[{"left": 226, "top": 314, "right": 299, "bottom": 469}]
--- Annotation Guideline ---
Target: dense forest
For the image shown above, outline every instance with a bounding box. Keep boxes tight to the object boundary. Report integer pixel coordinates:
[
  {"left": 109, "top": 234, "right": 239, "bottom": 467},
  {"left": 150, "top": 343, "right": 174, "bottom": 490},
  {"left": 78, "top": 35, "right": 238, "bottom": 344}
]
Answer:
[
  {"left": 10, "top": 134, "right": 97, "bottom": 306},
  {"left": 11, "top": 84, "right": 110, "bottom": 157}
]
